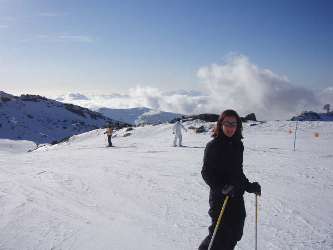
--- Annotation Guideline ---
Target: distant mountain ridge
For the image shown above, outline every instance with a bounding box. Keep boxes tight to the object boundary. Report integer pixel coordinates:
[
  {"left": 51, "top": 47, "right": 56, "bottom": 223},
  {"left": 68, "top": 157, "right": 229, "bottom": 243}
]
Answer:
[
  {"left": 291, "top": 111, "right": 333, "bottom": 121},
  {"left": 0, "top": 91, "right": 129, "bottom": 144},
  {"left": 97, "top": 107, "right": 183, "bottom": 125}
]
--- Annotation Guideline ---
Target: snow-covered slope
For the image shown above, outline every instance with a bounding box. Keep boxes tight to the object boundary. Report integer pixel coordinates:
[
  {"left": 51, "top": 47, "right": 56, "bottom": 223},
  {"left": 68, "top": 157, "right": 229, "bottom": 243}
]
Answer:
[
  {"left": 0, "top": 121, "right": 332, "bottom": 249},
  {"left": 97, "top": 107, "right": 183, "bottom": 125},
  {"left": 0, "top": 92, "right": 127, "bottom": 144},
  {"left": 0, "top": 139, "right": 36, "bottom": 153}
]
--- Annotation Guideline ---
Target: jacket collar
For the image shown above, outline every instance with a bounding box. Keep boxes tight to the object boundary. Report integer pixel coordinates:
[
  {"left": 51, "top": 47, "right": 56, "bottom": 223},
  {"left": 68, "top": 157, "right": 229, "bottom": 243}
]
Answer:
[{"left": 217, "top": 132, "right": 240, "bottom": 143}]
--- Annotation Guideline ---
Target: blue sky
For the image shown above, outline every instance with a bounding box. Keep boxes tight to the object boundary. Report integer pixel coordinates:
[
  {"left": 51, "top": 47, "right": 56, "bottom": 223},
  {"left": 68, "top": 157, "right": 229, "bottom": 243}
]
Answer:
[{"left": 0, "top": 0, "right": 332, "bottom": 96}]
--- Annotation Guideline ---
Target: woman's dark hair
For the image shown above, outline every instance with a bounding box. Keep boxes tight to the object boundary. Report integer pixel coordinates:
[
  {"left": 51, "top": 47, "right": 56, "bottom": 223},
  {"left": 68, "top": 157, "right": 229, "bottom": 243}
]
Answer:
[{"left": 212, "top": 109, "right": 243, "bottom": 139}]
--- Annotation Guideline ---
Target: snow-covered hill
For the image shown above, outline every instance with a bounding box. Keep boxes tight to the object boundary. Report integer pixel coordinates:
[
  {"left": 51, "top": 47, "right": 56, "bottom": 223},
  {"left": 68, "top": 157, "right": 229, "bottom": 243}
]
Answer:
[
  {"left": 0, "top": 91, "right": 128, "bottom": 144},
  {"left": 97, "top": 107, "right": 183, "bottom": 125},
  {"left": 0, "top": 120, "right": 332, "bottom": 249}
]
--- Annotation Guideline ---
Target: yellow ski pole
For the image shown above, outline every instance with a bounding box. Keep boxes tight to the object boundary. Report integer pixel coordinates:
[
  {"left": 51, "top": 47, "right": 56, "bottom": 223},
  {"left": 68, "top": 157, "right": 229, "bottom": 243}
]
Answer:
[
  {"left": 208, "top": 195, "right": 229, "bottom": 250},
  {"left": 255, "top": 194, "right": 258, "bottom": 250}
]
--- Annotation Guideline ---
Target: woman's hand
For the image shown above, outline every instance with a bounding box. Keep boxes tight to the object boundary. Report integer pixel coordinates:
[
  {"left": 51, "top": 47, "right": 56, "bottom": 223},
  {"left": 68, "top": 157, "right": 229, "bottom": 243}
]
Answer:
[
  {"left": 247, "top": 182, "right": 261, "bottom": 196},
  {"left": 221, "top": 184, "right": 235, "bottom": 197}
]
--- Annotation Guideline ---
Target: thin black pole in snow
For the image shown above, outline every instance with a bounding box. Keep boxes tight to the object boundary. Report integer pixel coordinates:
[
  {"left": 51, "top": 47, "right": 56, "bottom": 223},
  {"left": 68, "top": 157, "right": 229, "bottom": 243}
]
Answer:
[
  {"left": 255, "top": 195, "right": 258, "bottom": 250},
  {"left": 293, "top": 120, "right": 298, "bottom": 151}
]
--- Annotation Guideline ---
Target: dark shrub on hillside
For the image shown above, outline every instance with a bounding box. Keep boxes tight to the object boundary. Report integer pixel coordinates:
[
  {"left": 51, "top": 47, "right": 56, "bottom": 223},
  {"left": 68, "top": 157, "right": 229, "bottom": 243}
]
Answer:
[
  {"left": 88, "top": 112, "right": 104, "bottom": 120},
  {"left": 195, "top": 126, "right": 206, "bottom": 133},
  {"left": 291, "top": 111, "right": 321, "bottom": 121},
  {"left": 64, "top": 103, "right": 86, "bottom": 117},
  {"left": 172, "top": 114, "right": 219, "bottom": 123},
  {"left": 195, "top": 114, "right": 219, "bottom": 122},
  {"left": 242, "top": 113, "right": 257, "bottom": 122},
  {"left": 64, "top": 103, "right": 106, "bottom": 120},
  {"left": 20, "top": 94, "right": 48, "bottom": 102},
  {"left": 51, "top": 136, "right": 71, "bottom": 145},
  {"left": 0, "top": 96, "right": 11, "bottom": 102}
]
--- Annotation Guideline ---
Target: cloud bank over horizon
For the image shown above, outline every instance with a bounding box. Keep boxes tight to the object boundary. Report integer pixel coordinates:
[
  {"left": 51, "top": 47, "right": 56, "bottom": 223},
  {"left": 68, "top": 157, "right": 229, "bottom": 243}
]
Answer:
[{"left": 52, "top": 55, "right": 331, "bottom": 120}]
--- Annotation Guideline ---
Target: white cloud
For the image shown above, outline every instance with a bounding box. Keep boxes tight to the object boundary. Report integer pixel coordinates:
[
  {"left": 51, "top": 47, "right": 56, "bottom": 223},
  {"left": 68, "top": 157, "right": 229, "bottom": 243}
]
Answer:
[
  {"left": 53, "top": 86, "right": 208, "bottom": 115},
  {"left": 52, "top": 55, "right": 331, "bottom": 120},
  {"left": 0, "top": 24, "right": 8, "bottom": 29},
  {"left": 197, "top": 54, "right": 320, "bottom": 119},
  {"left": 56, "top": 93, "right": 89, "bottom": 101},
  {"left": 316, "top": 87, "right": 333, "bottom": 108}
]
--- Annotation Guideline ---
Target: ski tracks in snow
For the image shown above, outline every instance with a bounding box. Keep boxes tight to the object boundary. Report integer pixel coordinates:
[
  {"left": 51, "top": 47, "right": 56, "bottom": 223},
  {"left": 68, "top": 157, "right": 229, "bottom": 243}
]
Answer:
[{"left": 1, "top": 121, "right": 333, "bottom": 249}]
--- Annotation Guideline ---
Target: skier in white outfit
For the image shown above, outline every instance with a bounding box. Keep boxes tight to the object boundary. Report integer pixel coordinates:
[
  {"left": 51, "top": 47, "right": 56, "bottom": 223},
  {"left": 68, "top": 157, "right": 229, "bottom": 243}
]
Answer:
[{"left": 173, "top": 120, "right": 187, "bottom": 146}]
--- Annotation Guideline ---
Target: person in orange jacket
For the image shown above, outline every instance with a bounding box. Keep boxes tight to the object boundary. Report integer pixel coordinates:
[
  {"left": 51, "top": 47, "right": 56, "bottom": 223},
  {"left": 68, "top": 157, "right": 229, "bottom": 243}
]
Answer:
[{"left": 104, "top": 125, "right": 113, "bottom": 147}]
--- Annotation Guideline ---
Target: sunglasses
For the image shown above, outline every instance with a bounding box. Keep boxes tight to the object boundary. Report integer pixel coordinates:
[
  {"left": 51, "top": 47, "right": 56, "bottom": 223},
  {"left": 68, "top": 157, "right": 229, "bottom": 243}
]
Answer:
[{"left": 222, "top": 121, "right": 237, "bottom": 128}]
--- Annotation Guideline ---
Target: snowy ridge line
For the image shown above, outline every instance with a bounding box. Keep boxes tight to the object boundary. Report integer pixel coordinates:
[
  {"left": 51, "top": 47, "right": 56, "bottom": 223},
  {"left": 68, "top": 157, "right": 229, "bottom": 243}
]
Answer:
[{"left": 0, "top": 91, "right": 130, "bottom": 144}]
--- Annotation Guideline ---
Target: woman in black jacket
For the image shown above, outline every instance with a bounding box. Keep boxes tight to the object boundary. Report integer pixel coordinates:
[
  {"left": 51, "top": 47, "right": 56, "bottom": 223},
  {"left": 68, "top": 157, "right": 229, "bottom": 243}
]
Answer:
[{"left": 199, "top": 109, "right": 261, "bottom": 250}]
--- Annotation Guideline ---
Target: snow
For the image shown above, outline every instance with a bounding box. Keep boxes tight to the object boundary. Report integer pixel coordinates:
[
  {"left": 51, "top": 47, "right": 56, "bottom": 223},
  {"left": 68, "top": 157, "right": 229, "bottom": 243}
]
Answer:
[
  {"left": 0, "top": 139, "right": 36, "bottom": 154},
  {"left": 0, "top": 121, "right": 332, "bottom": 249}
]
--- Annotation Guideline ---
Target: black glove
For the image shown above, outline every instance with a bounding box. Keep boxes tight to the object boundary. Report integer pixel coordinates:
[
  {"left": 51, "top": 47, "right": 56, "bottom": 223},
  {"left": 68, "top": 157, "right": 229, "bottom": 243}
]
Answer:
[
  {"left": 221, "top": 184, "right": 235, "bottom": 197},
  {"left": 247, "top": 182, "right": 261, "bottom": 196}
]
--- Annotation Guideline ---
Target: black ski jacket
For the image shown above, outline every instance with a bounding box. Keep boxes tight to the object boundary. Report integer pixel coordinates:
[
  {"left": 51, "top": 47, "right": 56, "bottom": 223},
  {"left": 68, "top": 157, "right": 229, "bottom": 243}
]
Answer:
[{"left": 201, "top": 134, "right": 251, "bottom": 240}]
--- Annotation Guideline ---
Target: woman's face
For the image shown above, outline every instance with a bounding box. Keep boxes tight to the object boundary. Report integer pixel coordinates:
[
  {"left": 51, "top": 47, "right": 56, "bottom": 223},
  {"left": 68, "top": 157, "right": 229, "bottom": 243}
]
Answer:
[{"left": 222, "top": 116, "right": 237, "bottom": 138}]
